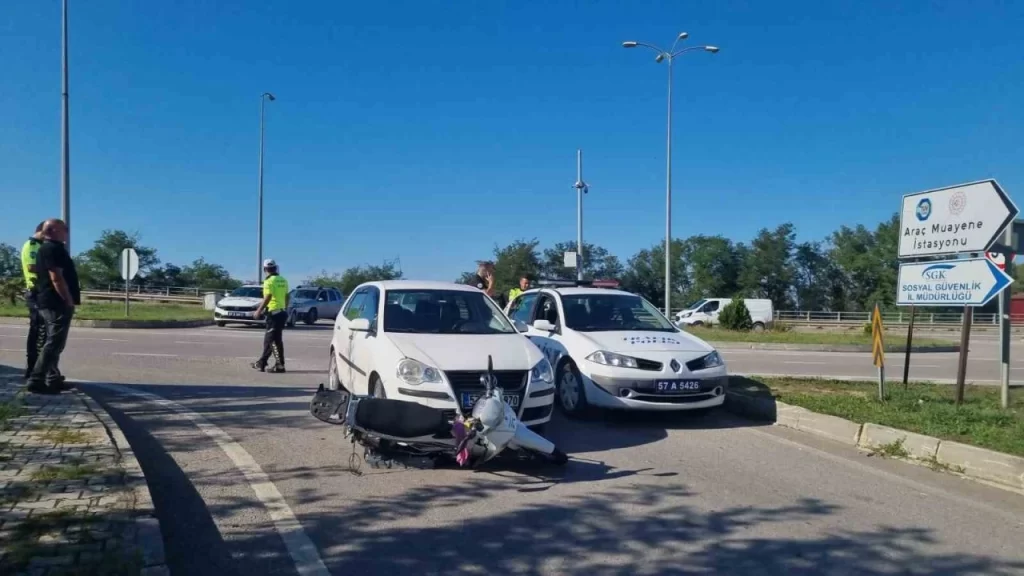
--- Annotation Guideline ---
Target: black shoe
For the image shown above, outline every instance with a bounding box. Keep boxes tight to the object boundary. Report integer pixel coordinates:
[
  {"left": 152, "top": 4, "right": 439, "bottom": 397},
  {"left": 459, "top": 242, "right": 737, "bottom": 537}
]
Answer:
[
  {"left": 268, "top": 365, "right": 286, "bottom": 374},
  {"left": 27, "top": 383, "right": 61, "bottom": 395},
  {"left": 59, "top": 380, "right": 75, "bottom": 391},
  {"left": 251, "top": 362, "right": 266, "bottom": 372}
]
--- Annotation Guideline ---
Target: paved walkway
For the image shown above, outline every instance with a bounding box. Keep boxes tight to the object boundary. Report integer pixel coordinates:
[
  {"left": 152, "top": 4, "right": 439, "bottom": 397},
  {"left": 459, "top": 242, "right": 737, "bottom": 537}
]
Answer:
[{"left": 0, "top": 368, "right": 165, "bottom": 575}]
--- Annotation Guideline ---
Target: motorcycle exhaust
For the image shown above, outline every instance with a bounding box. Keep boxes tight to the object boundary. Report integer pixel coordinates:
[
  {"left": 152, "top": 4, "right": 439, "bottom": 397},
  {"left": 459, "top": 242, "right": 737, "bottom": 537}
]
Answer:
[{"left": 509, "top": 423, "right": 557, "bottom": 455}]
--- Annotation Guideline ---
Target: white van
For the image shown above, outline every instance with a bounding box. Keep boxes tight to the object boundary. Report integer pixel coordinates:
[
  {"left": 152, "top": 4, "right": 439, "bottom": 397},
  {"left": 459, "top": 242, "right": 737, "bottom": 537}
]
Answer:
[{"left": 675, "top": 298, "right": 774, "bottom": 331}]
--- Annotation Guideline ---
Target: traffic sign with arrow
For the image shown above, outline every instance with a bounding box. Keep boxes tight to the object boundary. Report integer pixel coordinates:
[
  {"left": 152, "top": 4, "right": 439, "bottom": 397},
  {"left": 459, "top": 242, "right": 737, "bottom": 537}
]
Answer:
[
  {"left": 898, "top": 179, "right": 1018, "bottom": 259},
  {"left": 897, "top": 257, "right": 1014, "bottom": 307}
]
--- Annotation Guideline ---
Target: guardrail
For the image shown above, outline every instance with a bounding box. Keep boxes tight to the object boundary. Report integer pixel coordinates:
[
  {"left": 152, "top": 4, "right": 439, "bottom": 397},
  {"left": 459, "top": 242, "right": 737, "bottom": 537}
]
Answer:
[
  {"left": 99, "top": 284, "right": 230, "bottom": 297},
  {"left": 771, "top": 310, "right": 1016, "bottom": 326},
  {"left": 82, "top": 290, "right": 204, "bottom": 305}
]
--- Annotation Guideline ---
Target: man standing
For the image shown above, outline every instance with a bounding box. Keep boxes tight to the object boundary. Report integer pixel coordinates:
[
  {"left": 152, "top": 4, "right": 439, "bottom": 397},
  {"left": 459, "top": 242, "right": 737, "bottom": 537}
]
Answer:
[
  {"left": 27, "top": 219, "right": 80, "bottom": 395},
  {"left": 252, "top": 259, "right": 289, "bottom": 373},
  {"left": 20, "top": 222, "right": 44, "bottom": 378},
  {"left": 507, "top": 275, "right": 530, "bottom": 304}
]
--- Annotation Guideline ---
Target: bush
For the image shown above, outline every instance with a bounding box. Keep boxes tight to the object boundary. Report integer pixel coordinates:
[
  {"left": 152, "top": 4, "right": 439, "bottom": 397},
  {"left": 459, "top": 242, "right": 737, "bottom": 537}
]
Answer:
[
  {"left": 0, "top": 278, "right": 24, "bottom": 306},
  {"left": 863, "top": 322, "right": 873, "bottom": 336},
  {"left": 718, "top": 296, "right": 753, "bottom": 331},
  {"left": 771, "top": 321, "right": 793, "bottom": 333}
]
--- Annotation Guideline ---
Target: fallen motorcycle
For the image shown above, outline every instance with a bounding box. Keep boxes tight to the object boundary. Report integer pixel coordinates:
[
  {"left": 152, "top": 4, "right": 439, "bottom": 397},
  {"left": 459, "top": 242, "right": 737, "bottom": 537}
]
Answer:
[{"left": 309, "top": 355, "right": 569, "bottom": 470}]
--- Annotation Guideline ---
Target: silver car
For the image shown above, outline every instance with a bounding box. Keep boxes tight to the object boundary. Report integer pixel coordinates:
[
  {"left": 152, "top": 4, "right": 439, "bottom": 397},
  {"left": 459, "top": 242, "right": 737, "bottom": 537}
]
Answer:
[{"left": 287, "top": 286, "right": 345, "bottom": 326}]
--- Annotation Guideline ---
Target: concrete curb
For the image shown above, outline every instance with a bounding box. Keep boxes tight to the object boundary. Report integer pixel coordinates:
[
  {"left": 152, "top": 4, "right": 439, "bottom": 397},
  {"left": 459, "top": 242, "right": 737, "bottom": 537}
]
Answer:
[
  {"left": 77, "top": 390, "right": 168, "bottom": 575},
  {"left": 0, "top": 316, "right": 212, "bottom": 329},
  {"left": 712, "top": 342, "right": 960, "bottom": 353},
  {"left": 724, "top": 391, "right": 1024, "bottom": 493}
]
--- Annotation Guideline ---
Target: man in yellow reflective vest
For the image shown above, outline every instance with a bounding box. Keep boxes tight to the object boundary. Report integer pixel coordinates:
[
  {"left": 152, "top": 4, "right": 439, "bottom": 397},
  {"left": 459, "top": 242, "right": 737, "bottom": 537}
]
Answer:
[
  {"left": 252, "top": 259, "right": 289, "bottom": 373},
  {"left": 507, "top": 275, "right": 530, "bottom": 305},
  {"left": 20, "top": 222, "right": 45, "bottom": 379}
]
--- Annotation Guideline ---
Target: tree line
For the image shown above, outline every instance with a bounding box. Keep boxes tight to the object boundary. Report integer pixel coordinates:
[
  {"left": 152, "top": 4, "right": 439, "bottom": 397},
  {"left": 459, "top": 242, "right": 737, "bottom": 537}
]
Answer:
[{"left": 3, "top": 215, "right": 1018, "bottom": 311}]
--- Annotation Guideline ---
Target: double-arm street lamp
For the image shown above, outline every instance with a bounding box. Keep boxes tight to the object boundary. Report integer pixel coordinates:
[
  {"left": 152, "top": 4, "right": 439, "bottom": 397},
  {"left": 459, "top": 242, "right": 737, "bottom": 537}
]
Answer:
[
  {"left": 623, "top": 33, "right": 719, "bottom": 317},
  {"left": 257, "top": 91, "right": 276, "bottom": 282}
]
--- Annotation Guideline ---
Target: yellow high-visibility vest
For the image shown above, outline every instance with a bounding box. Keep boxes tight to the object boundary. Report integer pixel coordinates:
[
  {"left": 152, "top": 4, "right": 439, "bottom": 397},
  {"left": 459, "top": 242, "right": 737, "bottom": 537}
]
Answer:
[{"left": 20, "top": 238, "right": 40, "bottom": 290}]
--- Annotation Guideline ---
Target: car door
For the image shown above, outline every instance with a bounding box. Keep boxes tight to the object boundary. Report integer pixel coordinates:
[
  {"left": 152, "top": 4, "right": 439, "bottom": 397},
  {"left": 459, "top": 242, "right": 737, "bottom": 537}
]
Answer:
[
  {"left": 702, "top": 300, "right": 722, "bottom": 326},
  {"left": 526, "top": 292, "right": 570, "bottom": 369},
  {"left": 329, "top": 289, "right": 343, "bottom": 318},
  {"left": 335, "top": 289, "right": 367, "bottom": 388},
  {"left": 348, "top": 286, "right": 380, "bottom": 395},
  {"left": 507, "top": 292, "right": 539, "bottom": 332}
]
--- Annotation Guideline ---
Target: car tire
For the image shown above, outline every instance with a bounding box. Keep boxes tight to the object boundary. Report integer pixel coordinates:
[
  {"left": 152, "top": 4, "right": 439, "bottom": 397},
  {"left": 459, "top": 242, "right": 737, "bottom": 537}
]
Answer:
[
  {"left": 752, "top": 322, "right": 765, "bottom": 333},
  {"left": 287, "top": 312, "right": 296, "bottom": 328},
  {"left": 370, "top": 374, "right": 387, "bottom": 399},
  {"left": 555, "top": 360, "right": 590, "bottom": 419},
  {"left": 305, "top": 308, "right": 318, "bottom": 325},
  {"left": 328, "top": 351, "right": 344, "bottom": 391},
  {"left": 691, "top": 321, "right": 704, "bottom": 328},
  {"left": 216, "top": 322, "right": 226, "bottom": 327}
]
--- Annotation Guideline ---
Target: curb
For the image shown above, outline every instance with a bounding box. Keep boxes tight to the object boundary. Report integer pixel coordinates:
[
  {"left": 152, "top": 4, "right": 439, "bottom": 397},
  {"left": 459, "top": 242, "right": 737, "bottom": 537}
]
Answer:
[
  {"left": 724, "top": 391, "right": 1024, "bottom": 493},
  {"left": 0, "top": 316, "right": 212, "bottom": 329},
  {"left": 711, "top": 342, "right": 960, "bottom": 353},
  {"left": 77, "top": 390, "right": 168, "bottom": 575}
]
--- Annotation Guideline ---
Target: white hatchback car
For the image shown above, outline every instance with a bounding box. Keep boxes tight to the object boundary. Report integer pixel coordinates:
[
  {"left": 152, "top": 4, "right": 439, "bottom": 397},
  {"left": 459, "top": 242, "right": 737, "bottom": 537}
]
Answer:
[
  {"left": 328, "top": 280, "right": 556, "bottom": 430},
  {"left": 505, "top": 283, "right": 728, "bottom": 418}
]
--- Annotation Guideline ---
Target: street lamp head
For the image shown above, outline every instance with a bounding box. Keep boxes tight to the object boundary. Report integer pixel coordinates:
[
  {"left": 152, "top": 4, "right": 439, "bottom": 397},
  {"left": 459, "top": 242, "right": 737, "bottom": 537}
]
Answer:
[
  {"left": 263, "top": 92, "right": 276, "bottom": 101},
  {"left": 655, "top": 53, "right": 665, "bottom": 63},
  {"left": 622, "top": 41, "right": 638, "bottom": 48},
  {"left": 704, "top": 46, "right": 720, "bottom": 53},
  {"left": 677, "top": 32, "right": 689, "bottom": 40}
]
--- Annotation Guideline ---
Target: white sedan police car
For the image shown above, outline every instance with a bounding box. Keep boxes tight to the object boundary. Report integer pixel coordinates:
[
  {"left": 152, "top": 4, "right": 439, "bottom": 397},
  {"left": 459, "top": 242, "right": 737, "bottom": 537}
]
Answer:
[
  {"left": 327, "top": 280, "right": 556, "bottom": 431},
  {"left": 505, "top": 282, "right": 728, "bottom": 417}
]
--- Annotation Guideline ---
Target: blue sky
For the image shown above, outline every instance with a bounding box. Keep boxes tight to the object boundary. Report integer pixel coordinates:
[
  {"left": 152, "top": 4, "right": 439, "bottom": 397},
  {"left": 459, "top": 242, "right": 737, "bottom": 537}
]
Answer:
[{"left": 2, "top": 1, "right": 1023, "bottom": 284}]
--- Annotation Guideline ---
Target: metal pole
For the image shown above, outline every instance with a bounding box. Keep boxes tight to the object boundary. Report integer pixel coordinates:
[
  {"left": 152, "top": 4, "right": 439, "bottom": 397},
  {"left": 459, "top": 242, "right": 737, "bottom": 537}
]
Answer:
[
  {"left": 1000, "top": 227, "right": 1012, "bottom": 409},
  {"left": 955, "top": 306, "right": 973, "bottom": 406},
  {"left": 903, "top": 305, "right": 915, "bottom": 389},
  {"left": 61, "top": 0, "right": 70, "bottom": 253},
  {"left": 664, "top": 56, "right": 673, "bottom": 318},
  {"left": 257, "top": 95, "right": 266, "bottom": 283},
  {"left": 576, "top": 149, "right": 584, "bottom": 282}
]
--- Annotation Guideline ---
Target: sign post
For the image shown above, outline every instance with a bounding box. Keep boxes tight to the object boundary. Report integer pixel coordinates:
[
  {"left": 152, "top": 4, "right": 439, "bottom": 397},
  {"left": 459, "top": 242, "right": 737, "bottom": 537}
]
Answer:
[
  {"left": 119, "top": 248, "right": 140, "bottom": 317},
  {"left": 902, "top": 305, "right": 915, "bottom": 389},
  {"left": 998, "top": 226, "right": 1013, "bottom": 409},
  {"left": 872, "top": 303, "right": 885, "bottom": 401},
  {"left": 897, "top": 179, "right": 1018, "bottom": 402}
]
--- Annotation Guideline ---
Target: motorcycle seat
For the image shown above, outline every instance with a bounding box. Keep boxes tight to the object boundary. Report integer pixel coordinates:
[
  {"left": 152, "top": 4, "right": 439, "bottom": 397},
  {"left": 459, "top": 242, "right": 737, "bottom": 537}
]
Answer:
[{"left": 356, "top": 398, "right": 451, "bottom": 439}]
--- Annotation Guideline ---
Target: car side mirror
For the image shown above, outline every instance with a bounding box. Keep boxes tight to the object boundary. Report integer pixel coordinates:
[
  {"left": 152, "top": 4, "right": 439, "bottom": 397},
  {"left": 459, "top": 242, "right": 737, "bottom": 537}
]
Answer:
[
  {"left": 532, "top": 319, "right": 556, "bottom": 332},
  {"left": 513, "top": 319, "right": 529, "bottom": 333},
  {"left": 350, "top": 318, "right": 371, "bottom": 332}
]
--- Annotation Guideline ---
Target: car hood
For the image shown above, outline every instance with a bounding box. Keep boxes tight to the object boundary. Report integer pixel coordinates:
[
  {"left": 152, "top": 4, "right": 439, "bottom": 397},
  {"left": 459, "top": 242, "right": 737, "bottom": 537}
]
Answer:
[
  {"left": 217, "top": 297, "right": 262, "bottom": 307},
  {"left": 581, "top": 330, "right": 714, "bottom": 354},
  {"left": 290, "top": 298, "right": 315, "bottom": 305},
  {"left": 387, "top": 333, "right": 542, "bottom": 371}
]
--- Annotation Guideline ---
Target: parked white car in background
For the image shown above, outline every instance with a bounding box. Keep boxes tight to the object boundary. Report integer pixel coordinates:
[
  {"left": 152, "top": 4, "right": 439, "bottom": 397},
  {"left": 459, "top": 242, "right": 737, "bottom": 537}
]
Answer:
[
  {"left": 328, "top": 280, "right": 555, "bottom": 431},
  {"left": 213, "top": 285, "right": 265, "bottom": 327},
  {"left": 505, "top": 282, "right": 728, "bottom": 417},
  {"left": 675, "top": 297, "right": 774, "bottom": 332},
  {"left": 287, "top": 286, "right": 344, "bottom": 327}
]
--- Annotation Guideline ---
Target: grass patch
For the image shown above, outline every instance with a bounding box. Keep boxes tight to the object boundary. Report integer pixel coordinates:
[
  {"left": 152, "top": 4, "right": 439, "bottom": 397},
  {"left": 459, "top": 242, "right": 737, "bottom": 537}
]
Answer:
[
  {"left": 687, "top": 326, "right": 952, "bottom": 347},
  {"left": 1, "top": 509, "right": 142, "bottom": 575},
  {"left": 38, "top": 427, "right": 93, "bottom": 445},
  {"left": 731, "top": 375, "right": 1024, "bottom": 457},
  {"left": 0, "top": 399, "right": 26, "bottom": 424},
  {"left": 0, "top": 301, "right": 208, "bottom": 321},
  {"left": 30, "top": 461, "right": 102, "bottom": 482}
]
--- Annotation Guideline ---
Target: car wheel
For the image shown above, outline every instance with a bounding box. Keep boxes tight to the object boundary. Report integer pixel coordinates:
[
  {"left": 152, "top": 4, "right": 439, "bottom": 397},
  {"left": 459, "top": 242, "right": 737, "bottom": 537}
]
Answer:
[
  {"left": 328, "top": 351, "right": 344, "bottom": 391},
  {"left": 556, "top": 361, "right": 590, "bottom": 419},
  {"left": 287, "top": 312, "right": 296, "bottom": 328},
  {"left": 216, "top": 322, "right": 226, "bottom": 327},
  {"left": 370, "top": 374, "right": 387, "bottom": 399},
  {"left": 752, "top": 322, "right": 765, "bottom": 333},
  {"left": 305, "top": 308, "right": 318, "bottom": 325},
  {"left": 691, "top": 321, "right": 704, "bottom": 328}
]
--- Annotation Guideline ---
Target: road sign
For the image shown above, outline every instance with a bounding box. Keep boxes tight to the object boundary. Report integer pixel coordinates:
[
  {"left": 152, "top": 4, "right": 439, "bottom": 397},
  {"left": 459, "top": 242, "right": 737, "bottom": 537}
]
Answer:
[
  {"left": 871, "top": 304, "right": 885, "bottom": 368},
  {"left": 898, "top": 179, "right": 1018, "bottom": 259},
  {"left": 119, "top": 248, "right": 139, "bottom": 281},
  {"left": 986, "top": 251, "right": 1011, "bottom": 270},
  {"left": 897, "top": 257, "right": 1014, "bottom": 307},
  {"left": 563, "top": 251, "right": 578, "bottom": 268}
]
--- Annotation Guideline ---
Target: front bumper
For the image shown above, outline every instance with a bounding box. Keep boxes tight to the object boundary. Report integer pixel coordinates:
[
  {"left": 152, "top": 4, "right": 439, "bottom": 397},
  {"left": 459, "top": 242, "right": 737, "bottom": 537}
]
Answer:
[
  {"left": 388, "top": 380, "right": 556, "bottom": 427},
  {"left": 581, "top": 363, "right": 729, "bottom": 411},
  {"left": 214, "top": 309, "right": 260, "bottom": 323}
]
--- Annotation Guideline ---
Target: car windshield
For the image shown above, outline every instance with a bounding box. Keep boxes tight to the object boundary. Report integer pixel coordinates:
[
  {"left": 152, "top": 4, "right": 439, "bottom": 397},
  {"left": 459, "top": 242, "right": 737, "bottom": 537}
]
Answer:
[
  {"left": 230, "top": 287, "right": 263, "bottom": 298},
  {"left": 561, "top": 293, "right": 677, "bottom": 332},
  {"left": 684, "top": 298, "right": 707, "bottom": 311},
  {"left": 293, "top": 289, "right": 319, "bottom": 300},
  {"left": 383, "top": 289, "right": 516, "bottom": 334}
]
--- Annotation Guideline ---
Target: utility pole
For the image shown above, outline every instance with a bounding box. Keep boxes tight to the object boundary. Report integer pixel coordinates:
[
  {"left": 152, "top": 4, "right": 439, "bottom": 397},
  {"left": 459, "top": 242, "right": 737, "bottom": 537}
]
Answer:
[
  {"left": 573, "top": 149, "right": 588, "bottom": 282},
  {"left": 61, "top": 0, "right": 71, "bottom": 252}
]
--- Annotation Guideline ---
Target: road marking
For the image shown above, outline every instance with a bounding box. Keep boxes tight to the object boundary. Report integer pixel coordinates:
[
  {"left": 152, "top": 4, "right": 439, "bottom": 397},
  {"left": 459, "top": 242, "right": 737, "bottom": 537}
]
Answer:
[
  {"left": 783, "top": 361, "right": 827, "bottom": 365},
  {"left": 86, "top": 382, "right": 331, "bottom": 576},
  {"left": 111, "top": 353, "right": 179, "bottom": 358}
]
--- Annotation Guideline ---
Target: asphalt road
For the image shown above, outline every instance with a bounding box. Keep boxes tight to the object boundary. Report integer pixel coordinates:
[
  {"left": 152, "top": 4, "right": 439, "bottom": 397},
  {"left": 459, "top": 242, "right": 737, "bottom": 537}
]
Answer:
[{"left": 1, "top": 323, "right": 1023, "bottom": 575}]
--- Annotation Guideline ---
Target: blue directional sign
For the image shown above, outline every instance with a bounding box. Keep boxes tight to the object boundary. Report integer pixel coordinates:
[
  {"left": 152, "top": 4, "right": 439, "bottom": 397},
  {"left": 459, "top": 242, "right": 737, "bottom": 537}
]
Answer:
[{"left": 897, "top": 257, "right": 1014, "bottom": 307}]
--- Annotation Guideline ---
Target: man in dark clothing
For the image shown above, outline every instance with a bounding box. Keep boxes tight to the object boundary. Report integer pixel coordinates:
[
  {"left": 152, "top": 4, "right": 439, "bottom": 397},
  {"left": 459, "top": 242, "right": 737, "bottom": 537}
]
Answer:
[
  {"left": 21, "top": 222, "right": 44, "bottom": 378},
  {"left": 27, "top": 219, "right": 80, "bottom": 395}
]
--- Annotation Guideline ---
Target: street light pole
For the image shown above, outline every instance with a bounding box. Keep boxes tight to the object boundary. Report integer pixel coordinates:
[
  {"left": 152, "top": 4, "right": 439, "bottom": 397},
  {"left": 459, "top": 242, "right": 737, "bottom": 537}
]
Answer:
[
  {"left": 623, "top": 34, "right": 719, "bottom": 317},
  {"left": 574, "top": 149, "right": 588, "bottom": 282},
  {"left": 61, "top": 0, "right": 70, "bottom": 252},
  {"left": 257, "top": 92, "right": 275, "bottom": 282}
]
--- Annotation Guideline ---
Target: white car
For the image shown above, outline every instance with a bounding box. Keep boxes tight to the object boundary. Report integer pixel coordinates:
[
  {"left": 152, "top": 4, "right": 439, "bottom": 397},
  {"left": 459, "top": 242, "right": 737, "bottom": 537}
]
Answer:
[
  {"left": 505, "top": 283, "right": 728, "bottom": 417},
  {"left": 327, "top": 280, "right": 556, "bottom": 431},
  {"left": 287, "top": 286, "right": 345, "bottom": 326},
  {"left": 214, "top": 285, "right": 265, "bottom": 327}
]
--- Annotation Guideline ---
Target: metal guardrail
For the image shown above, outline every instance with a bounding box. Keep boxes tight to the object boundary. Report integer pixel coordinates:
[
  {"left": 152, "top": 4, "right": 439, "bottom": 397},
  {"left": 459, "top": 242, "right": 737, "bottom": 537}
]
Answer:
[
  {"left": 83, "top": 290, "right": 204, "bottom": 304},
  {"left": 771, "top": 310, "right": 1016, "bottom": 326},
  {"left": 99, "top": 284, "right": 229, "bottom": 297}
]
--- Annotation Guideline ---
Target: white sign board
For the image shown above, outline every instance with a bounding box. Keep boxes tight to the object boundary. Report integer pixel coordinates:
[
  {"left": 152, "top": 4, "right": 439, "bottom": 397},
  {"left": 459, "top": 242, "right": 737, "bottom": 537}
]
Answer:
[
  {"left": 563, "top": 251, "right": 578, "bottom": 268},
  {"left": 897, "top": 257, "right": 1013, "bottom": 307},
  {"left": 119, "top": 248, "right": 140, "bottom": 281},
  {"left": 898, "top": 179, "right": 1018, "bottom": 259}
]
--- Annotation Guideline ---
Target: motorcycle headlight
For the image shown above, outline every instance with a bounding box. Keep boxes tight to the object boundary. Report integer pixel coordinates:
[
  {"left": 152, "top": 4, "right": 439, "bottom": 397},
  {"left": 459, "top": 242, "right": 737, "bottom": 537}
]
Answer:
[
  {"left": 530, "top": 358, "right": 554, "bottom": 384},
  {"left": 586, "top": 350, "right": 639, "bottom": 369},
  {"left": 687, "top": 351, "right": 724, "bottom": 371},
  {"left": 396, "top": 358, "right": 442, "bottom": 386}
]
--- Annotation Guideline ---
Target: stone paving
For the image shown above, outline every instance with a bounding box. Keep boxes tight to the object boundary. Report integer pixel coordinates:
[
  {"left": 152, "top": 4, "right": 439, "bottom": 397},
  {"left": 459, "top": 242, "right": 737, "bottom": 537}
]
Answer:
[{"left": 0, "top": 370, "right": 166, "bottom": 575}]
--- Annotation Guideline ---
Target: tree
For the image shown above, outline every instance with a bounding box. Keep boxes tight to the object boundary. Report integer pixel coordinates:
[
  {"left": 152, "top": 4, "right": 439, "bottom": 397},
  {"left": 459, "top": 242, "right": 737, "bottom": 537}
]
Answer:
[
  {"left": 306, "top": 259, "right": 403, "bottom": 295},
  {"left": 181, "top": 258, "right": 240, "bottom": 290},
  {"left": 792, "top": 241, "right": 839, "bottom": 311},
  {"left": 75, "top": 230, "right": 160, "bottom": 289},
  {"left": 718, "top": 296, "right": 753, "bottom": 331},
  {"left": 539, "top": 241, "right": 624, "bottom": 281},
  {"left": 620, "top": 239, "right": 689, "bottom": 310},
  {"left": 678, "top": 235, "right": 742, "bottom": 304},
  {"left": 0, "top": 243, "right": 20, "bottom": 279},
  {"left": 828, "top": 213, "right": 899, "bottom": 311},
  {"left": 739, "top": 223, "right": 797, "bottom": 310},
  {"left": 144, "top": 264, "right": 187, "bottom": 288}
]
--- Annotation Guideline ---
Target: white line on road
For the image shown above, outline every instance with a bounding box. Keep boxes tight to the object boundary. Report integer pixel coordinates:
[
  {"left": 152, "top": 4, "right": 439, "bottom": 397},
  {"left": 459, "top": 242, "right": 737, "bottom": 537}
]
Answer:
[
  {"left": 86, "top": 382, "right": 331, "bottom": 576},
  {"left": 783, "top": 361, "right": 827, "bottom": 365},
  {"left": 111, "top": 353, "right": 179, "bottom": 358}
]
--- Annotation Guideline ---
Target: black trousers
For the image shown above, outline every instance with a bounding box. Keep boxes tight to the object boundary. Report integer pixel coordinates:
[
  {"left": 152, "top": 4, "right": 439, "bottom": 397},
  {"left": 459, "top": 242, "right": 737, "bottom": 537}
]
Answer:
[
  {"left": 257, "top": 311, "right": 286, "bottom": 367},
  {"left": 28, "top": 307, "right": 74, "bottom": 389},
  {"left": 25, "top": 291, "right": 42, "bottom": 377}
]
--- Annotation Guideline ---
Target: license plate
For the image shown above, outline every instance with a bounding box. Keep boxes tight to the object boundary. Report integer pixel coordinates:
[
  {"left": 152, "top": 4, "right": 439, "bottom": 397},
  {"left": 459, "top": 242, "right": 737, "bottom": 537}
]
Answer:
[
  {"left": 653, "top": 380, "right": 702, "bottom": 393},
  {"left": 461, "top": 392, "right": 519, "bottom": 410},
  {"left": 228, "top": 312, "right": 249, "bottom": 318}
]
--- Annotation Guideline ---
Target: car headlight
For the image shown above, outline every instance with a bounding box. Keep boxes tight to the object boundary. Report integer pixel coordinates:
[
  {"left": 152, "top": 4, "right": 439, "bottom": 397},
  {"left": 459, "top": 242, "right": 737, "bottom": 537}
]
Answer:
[
  {"left": 530, "top": 358, "right": 554, "bottom": 384},
  {"left": 687, "top": 351, "right": 724, "bottom": 371},
  {"left": 396, "top": 358, "right": 442, "bottom": 386},
  {"left": 586, "top": 350, "right": 639, "bottom": 369}
]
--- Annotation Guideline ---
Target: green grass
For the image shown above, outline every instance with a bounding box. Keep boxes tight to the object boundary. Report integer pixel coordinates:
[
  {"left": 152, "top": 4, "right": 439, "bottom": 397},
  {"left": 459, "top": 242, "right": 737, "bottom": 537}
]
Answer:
[
  {"left": 731, "top": 375, "right": 1024, "bottom": 457},
  {"left": 30, "top": 462, "right": 102, "bottom": 482},
  {"left": 686, "top": 326, "right": 952, "bottom": 347},
  {"left": 0, "top": 301, "right": 209, "bottom": 321}
]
